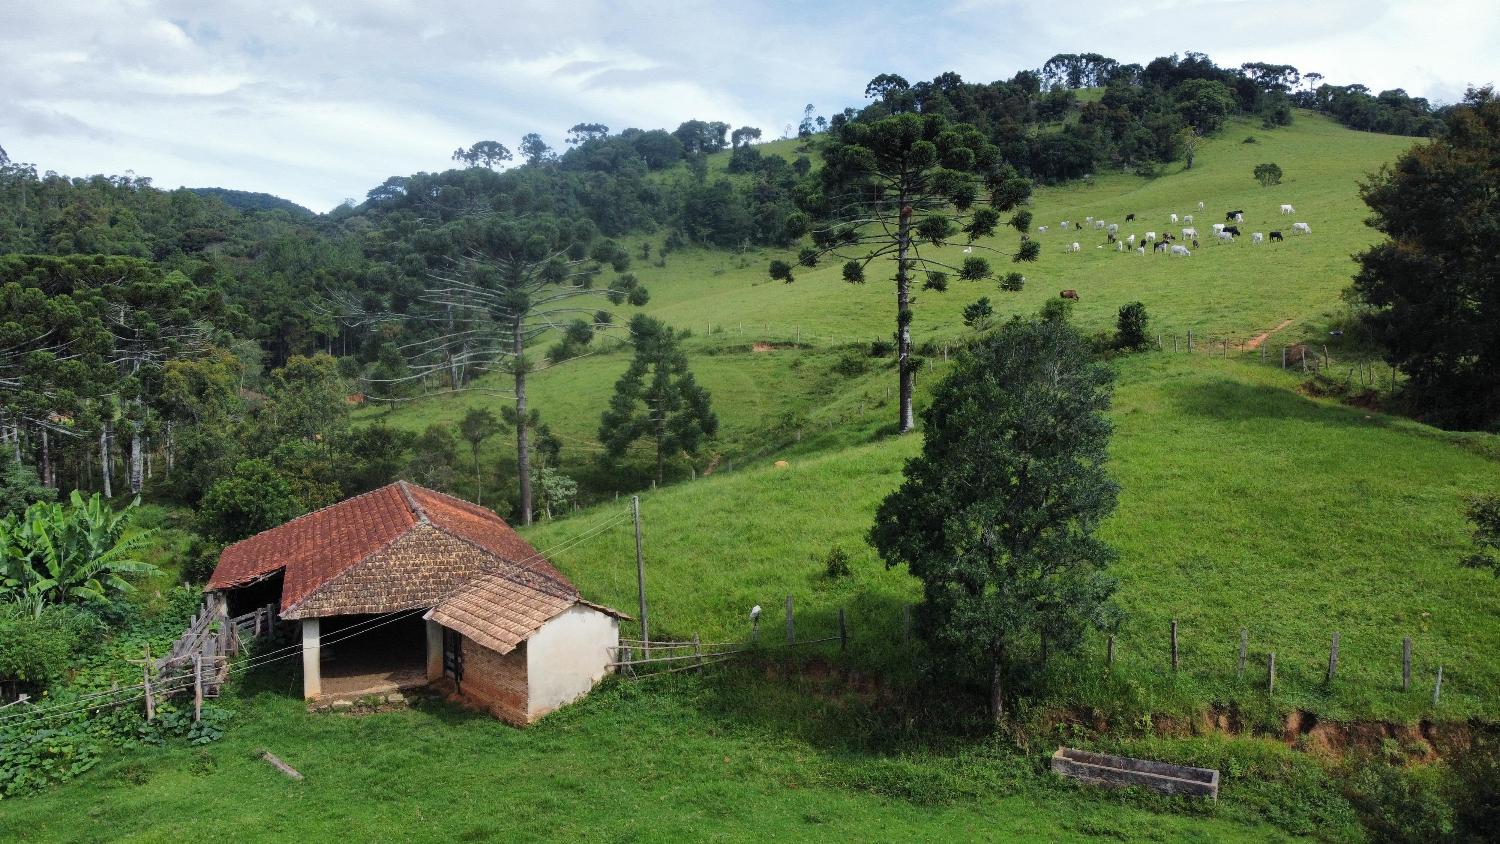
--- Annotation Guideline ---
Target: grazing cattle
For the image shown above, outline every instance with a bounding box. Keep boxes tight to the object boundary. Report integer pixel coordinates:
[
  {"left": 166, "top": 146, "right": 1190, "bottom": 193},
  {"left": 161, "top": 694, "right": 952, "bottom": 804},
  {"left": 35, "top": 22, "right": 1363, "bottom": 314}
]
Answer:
[
  {"left": 1126, "top": 234, "right": 1136, "bottom": 246},
  {"left": 1107, "top": 223, "right": 1119, "bottom": 235},
  {"left": 1279, "top": 204, "right": 1295, "bottom": 215},
  {"left": 1292, "top": 222, "right": 1311, "bottom": 235},
  {"left": 1060, "top": 289, "right": 1079, "bottom": 299},
  {"left": 1107, "top": 233, "right": 1116, "bottom": 243},
  {"left": 1223, "top": 225, "right": 1240, "bottom": 237},
  {"left": 1060, "top": 221, "right": 1070, "bottom": 229},
  {"left": 1075, "top": 222, "right": 1083, "bottom": 230},
  {"left": 1094, "top": 220, "right": 1106, "bottom": 229},
  {"left": 1216, "top": 230, "right": 1235, "bottom": 242},
  {"left": 1234, "top": 212, "right": 1244, "bottom": 223},
  {"left": 1181, "top": 227, "right": 1197, "bottom": 240},
  {"left": 1269, "top": 231, "right": 1284, "bottom": 241},
  {"left": 1171, "top": 244, "right": 1191, "bottom": 257},
  {"left": 1145, "top": 231, "right": 1157, "bottom": 242},
  {"left": 1066, "top": 241, "right": 1081, "bottom": 252},
  {"left": 1125, "top": 213, "right": 1136, "bottom": 222},
  {"left": 1136, "top": 246, "right": 1146, "bottom": 255},
  {"left": 1192, "top": 238, "right": 1200, "bottom": 249},
  {"left": 1184, "top": 214, "right": 1193, "bottom": 224},
  {"left": 1170, "top": 213, "right": 1179, "bottom": 223},
  {"left": 963, "top": 246, "right": 973, "bottom": 254},
  {"left": 1038, "top": 225, "right": 1048, "bottom": 234},
  {"left": 1162, "top": 232, "right": 1175, "bottom": 241},
  {"left": 1226, "top": 209, "right": 1243, "bottom": 221},
  {"left": 1251, "top": 232, "right": 1264, "bottom": 244},
  {"left": 1212, "top": 223, "right": 1225, "bottom": 234},
  {"left": 1085, "top": 216, "right": 1094, "bottom": 224},
  {"left": 1117, "top": 240, "right": 1125, "bottom": 252},
  {"left": 1197, "top": 201, "right": 1205, "bottom": 209},
  {"left": 1154, "top": 241, "right": 1168, "bottom": 253}
]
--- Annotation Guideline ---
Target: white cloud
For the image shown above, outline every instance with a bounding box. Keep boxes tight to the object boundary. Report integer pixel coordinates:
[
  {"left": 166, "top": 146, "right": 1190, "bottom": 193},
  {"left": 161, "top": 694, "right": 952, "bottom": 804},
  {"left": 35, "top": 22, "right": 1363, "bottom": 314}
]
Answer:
[{"left": 0, "top": 0, "right": 1494, "bottom": 211}]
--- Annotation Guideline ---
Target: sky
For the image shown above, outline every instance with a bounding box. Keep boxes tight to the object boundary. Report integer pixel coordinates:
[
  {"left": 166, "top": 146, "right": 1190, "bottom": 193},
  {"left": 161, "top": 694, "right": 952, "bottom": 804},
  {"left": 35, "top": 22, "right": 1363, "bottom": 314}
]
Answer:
[{"left": 1, "top": 0, "right": 1495, "bottom": 213}]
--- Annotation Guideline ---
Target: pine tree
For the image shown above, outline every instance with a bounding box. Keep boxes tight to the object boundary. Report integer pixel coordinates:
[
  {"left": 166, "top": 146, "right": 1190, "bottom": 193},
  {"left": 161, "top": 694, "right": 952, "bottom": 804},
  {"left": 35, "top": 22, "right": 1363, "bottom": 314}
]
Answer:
[{"left": 599, "top": 316, "right": 717, "bottom": 485}]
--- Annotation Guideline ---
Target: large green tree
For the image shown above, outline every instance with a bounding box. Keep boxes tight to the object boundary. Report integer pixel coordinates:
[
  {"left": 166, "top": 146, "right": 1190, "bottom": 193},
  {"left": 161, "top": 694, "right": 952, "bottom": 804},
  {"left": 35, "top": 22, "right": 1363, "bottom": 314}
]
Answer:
[
  {"left": 771, "top": 111, "right": 1037, "bottom": 432},
  {"left": 870, "top": 316, "right": 1119, "bottom": 721},
  {"left": 599, "top": 315, "right": 718, "bottom": 485},
  {"left": 1352, "top": 87, "right": 1500, "bottom": 428},
  {"left": 458, "top": 407, "right": 499, "bottom": 505}
]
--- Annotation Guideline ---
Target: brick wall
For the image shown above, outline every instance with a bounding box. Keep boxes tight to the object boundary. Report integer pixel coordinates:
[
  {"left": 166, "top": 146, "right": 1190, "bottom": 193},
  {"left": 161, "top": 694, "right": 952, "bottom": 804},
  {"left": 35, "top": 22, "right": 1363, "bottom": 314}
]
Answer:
[{"left": 460, "top": 636, "right": 529, "bottom": 725}]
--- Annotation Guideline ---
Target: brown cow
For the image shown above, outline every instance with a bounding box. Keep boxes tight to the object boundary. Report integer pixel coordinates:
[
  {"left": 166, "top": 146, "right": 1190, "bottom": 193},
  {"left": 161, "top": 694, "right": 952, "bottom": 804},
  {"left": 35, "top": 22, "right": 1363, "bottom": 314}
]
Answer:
[{"left": 1059, "top": 289, "right": 1079, "bottom": 300}]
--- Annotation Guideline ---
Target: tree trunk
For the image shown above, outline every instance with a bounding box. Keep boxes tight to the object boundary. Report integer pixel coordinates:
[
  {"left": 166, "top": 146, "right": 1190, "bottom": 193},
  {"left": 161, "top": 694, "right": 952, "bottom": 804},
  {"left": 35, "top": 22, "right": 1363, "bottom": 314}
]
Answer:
[
  {"left": 896, "top": 191, "right": 915, "bottom": 433},
  {"left": 990, "top": 658, "right": 1005, "bottom": 724},
  {"left": 129, "top": 425, "right": 143, "bottom": 494},
  {"left": 513, "top": 318, "right": 532, "bottom": 526},
  {"left": 40, "top": 428, "right": 52, "bottom": 488},
  {"left": 654, "top": 397, "right": 666, "bottom": 487},
  {"left": 473, "top": 446, "right": 482, "bottom": 506},
  {"left": 100, "top": 422, "right": 113, "bottom": 499}
]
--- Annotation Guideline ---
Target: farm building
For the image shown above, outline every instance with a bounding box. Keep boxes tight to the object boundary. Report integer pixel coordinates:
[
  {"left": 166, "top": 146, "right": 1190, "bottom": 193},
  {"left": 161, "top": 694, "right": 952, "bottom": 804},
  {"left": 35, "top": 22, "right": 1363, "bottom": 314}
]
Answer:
[{"left": 205, "top": 480, "right": 626, "bottom": 725}]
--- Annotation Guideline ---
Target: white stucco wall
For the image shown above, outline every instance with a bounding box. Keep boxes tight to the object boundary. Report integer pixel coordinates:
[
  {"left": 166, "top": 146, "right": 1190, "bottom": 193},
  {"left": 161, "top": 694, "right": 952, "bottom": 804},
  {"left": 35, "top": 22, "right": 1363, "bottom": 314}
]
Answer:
[{"left": 525, "top": 604, "right": 618, "bottom": 719}]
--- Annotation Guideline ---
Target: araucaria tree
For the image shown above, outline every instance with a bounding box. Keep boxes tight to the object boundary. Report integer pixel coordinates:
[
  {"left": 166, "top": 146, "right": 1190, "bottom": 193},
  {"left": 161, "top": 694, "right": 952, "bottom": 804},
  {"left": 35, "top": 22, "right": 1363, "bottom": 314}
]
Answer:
[
  {"left": 378, "top": 215, "right": 647, "bottom": 524},
  {"left": 599, "top": 315, "right": 717, "bottom": 485},
  {"left": 870, "top": 316, "right": 1120, "bottom": 722},
  {"left": 1352, "top": 87, "right": 1500, "bottom": 428},
  {"left": 770, "top": 112, "right": 1037, "bottom": 432}
]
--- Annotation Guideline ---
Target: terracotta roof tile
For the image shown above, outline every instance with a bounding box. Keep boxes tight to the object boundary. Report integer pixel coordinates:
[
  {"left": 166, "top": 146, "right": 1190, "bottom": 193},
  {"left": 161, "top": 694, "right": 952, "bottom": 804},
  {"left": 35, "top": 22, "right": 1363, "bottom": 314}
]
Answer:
[
  {"left": 424, "top": 569, "right": 626, "bottom": 655},
  {"left": 207, "top": 481, "right": 577, "bottom": 618}
]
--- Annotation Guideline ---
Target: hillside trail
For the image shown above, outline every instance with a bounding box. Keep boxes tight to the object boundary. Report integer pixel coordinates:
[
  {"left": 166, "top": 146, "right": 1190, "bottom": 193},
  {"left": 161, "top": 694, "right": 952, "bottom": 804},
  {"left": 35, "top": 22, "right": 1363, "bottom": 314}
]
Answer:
[{"left": 1246, "top": 318, "right": 1295, "bottom": 350}]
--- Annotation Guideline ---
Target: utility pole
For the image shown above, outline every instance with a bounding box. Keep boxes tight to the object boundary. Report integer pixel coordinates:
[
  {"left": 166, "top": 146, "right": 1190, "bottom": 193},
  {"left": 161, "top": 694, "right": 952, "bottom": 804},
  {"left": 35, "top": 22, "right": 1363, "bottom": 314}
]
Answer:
[{"left": 632, "top": 496, "right": 649, "bottom": 656}]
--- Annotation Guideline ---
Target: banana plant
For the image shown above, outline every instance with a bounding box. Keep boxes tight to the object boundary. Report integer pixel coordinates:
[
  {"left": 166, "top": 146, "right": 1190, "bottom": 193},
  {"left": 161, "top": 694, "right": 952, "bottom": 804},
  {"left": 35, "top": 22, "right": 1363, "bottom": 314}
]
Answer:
[{"left": 0, "top": 492, "right": 158, "bottom": 612}]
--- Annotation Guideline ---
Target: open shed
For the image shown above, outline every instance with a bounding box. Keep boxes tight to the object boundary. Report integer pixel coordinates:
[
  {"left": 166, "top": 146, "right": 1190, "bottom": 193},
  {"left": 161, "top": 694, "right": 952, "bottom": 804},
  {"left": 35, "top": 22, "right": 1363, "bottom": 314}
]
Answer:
[{"left": 206, "top": 480, "right": 625, "bottom": 723}]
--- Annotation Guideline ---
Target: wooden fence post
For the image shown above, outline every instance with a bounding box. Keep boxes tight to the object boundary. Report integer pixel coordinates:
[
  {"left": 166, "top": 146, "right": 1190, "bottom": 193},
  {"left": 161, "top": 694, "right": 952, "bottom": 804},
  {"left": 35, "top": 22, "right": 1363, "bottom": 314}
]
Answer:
[
  {"left": 142, "top": 645, "right": 155, "bottom": 721},
  {"left": 693, "top": 633, "right": 703, "bottom": 671},
  {"left": 838, "top": 608, "right": 847, "bottom": 654},
  {"left": 785, "top": 594, "right": 794, "bottom": 644},
  {"left": 1403, "top": 638, "right": 1412, "bottom": 691},
  {"left": 1170, "top": 621, "right": 1179, "bottom": 672},
  {"left": 193, "top": 655, "right": 203, "bottom": 722},
  {"left": 1268, "top": 652, "right": 1276, "bottom": 694},
  {"left": 1238, "top": 629, "right": 1248, "bottom": 678},
  {"left": 1187, "top": 330, "right": 1193, "bottom": 352},
  {"left": 1433, "top": 666, "right": 1443, "bottom": 706},
  {"left": 1327, "top": 632, "right": 1340, "bottom": 683},
  {"left": 1282, "top": 347, "right": 1287, "bottom": 369}
]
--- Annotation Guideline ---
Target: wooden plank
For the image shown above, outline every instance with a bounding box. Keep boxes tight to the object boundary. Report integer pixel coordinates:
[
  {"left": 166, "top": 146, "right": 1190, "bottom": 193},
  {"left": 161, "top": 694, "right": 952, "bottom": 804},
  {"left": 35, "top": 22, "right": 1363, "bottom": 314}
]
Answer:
[
  {"left": 1051, "top": 748, "right": 1218, "bottom": 799},
  {"left": 260, "top": 751, "right": 304, "bottom": 781}
]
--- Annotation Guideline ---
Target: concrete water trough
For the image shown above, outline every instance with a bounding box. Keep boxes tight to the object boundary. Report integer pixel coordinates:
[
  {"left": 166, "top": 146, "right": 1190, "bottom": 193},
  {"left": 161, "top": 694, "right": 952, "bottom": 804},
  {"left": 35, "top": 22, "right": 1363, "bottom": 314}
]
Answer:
[{"left": 1050, "top": 748, "right": 1219, "bottom": 799}]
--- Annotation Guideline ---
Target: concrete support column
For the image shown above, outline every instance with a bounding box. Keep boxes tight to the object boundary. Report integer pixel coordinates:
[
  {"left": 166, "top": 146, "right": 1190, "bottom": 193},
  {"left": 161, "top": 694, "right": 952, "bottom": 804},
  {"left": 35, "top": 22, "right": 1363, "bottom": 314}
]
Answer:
[
  {"left": 301, "top": 618, "right": 321, "bottom": 699},
  {"left": 425, "top": 619, "right": 443, "bottom": 681}
]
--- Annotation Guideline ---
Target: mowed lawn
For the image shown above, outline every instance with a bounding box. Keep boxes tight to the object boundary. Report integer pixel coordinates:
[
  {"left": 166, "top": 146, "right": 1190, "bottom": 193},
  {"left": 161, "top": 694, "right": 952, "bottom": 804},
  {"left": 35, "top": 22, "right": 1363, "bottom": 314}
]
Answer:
[{"left": 524, "top": 351, "right": 1500, "bottom": 722}]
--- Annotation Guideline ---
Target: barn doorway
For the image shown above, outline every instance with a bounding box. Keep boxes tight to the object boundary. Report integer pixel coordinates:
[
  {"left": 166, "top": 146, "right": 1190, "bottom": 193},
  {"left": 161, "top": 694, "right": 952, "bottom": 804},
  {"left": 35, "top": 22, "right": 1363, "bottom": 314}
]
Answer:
[{"left": 317, "top": 612, "right": 428, "bottom": 699}]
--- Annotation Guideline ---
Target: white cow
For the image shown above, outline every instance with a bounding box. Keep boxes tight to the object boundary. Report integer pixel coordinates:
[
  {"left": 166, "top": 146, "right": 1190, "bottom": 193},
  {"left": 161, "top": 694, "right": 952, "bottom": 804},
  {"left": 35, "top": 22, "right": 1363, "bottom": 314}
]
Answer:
[
  {"left": 1216, "top": 230, "right": 1235, "bottom": 242},
  {"left": 1107, "top": 223, "right": 1119, "bottom": 235},
  {"left": 1060, "top": 221, "right": 1070, "bottom": 229},
  {"left": 1126, "top": 234, "right": 1136, "bottom": 246},
  {"left": 1136, "top": 246, "right": 1146, "bottom": 255},
  {"left": 1184, "top": 214, "right": 1193, "bottom": 224},
  {"left": 1145, "top": 231, "right": 1157, "bottom": 242},
  {"left": 1038, "top": 225, "right": 1048, "bottom": 234},
  {"left": 1292, "top": 222, "right": 1312, "bottom": 235},
  {"left": 1181, "top": 227, "right": 1197, "bottom": 240},
  {"left": 1234, "top": 212, "right": 1244, "bottom": 223},
  {"left": 1116, "top": 240, "right": 1125, "bottom": 252},
  {"left": 1197, "top": 201, "right": 1205, "bottom": 210},
  {"left": 1094, "top": 220, "right": 1106, "bottom": 230},
  {"left": 1251, "top": 232, "right": 1264, "bottom": 244},
  {"left": 1171, "top": 244, "right": 1191, "bottom": 256},
  {"left": 1279, "top": 204, "right": 1295, "bottom": 215},
  {"left": 1067, "top": 241, "right": 1081, "bottom": 252},
  {"left": 963, "top": 246, "right": 973, "bottom": 254},
  {"left": 1170, "top": 213, "right": 1179, "bottom": 223},
  {"left": 1085, "top": 216, "right": 1094, "bottom": 224},
  {"left": 1212, "top": 223, "right": 1225, "bottom": 234}
]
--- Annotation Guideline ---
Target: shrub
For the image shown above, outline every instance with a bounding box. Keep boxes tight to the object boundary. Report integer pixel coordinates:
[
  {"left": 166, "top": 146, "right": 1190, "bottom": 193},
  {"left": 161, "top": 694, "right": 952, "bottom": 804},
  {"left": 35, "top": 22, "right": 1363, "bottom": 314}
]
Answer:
[
  {"left": 196, "top": 459, "right": 299, "bottom": 543},
  {"left": 1451, "top": 725, "right": 1500, "bottom": 837},
  {"left": 824, "top": 546, "right": 851, "bottom": 578},
  {"left": 1115, "top": 302, "right": 1150, "bottom": 350},
  {"left": 833, "top": 351, "right": 868, "bottom": 378},
  {"left": 869, "top": 339, "right": 895, "bottom": 358},
  {"left": 0, "top": 604, "right": 104, "bottom": 688},
  {"left": 1254, "top": 162, "right": 1283, "bottom": 186}
]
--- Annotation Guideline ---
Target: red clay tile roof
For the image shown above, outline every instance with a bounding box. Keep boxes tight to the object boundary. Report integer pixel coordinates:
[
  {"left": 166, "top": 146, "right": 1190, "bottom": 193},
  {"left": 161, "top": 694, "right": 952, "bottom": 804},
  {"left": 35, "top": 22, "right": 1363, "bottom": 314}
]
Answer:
[
  {"left": 425, "top": 569, "right": 627, "bottom": 656},
  {"left": 207, "top": 481, "right": 574, "bottom": 618}
]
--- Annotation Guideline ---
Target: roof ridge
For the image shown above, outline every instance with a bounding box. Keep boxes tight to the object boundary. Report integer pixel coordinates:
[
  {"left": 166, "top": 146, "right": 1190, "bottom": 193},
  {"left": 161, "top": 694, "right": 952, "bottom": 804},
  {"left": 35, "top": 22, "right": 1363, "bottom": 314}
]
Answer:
[
  {"left": 397, "top": 480, "right": 429, "bottom": 523},
  {"left": 217, "top": 482, "right": 415, "bottom": 555}
]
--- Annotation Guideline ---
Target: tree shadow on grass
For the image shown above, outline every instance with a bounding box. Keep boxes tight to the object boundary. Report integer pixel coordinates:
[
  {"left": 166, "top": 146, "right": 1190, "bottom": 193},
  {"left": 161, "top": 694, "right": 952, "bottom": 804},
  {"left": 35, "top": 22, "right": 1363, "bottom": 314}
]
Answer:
[{"left": 1165, "top": 376, "right": 1391, "bottom": 430}]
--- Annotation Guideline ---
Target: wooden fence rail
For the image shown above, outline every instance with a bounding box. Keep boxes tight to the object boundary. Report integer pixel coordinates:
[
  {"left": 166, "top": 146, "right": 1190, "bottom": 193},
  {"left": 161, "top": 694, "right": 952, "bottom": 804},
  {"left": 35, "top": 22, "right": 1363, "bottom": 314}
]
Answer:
[{"left": 144, "top": 601, "right": 279, "bottom": 720}]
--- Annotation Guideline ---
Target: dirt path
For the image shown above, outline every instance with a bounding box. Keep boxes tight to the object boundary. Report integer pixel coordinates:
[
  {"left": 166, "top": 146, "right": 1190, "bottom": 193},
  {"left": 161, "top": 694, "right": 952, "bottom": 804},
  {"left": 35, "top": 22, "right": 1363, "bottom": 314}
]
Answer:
[{"left": 1246, "top": 318, "right": 1295, "bottom": 350}]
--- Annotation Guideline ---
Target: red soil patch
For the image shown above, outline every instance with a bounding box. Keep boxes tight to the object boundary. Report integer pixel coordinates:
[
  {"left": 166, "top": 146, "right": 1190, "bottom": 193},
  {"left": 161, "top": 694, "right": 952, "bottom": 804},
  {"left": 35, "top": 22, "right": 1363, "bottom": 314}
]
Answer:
[{"left": 1247, "top": 318, "right": 1295, "bottom": 350}]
